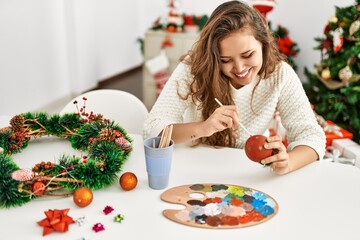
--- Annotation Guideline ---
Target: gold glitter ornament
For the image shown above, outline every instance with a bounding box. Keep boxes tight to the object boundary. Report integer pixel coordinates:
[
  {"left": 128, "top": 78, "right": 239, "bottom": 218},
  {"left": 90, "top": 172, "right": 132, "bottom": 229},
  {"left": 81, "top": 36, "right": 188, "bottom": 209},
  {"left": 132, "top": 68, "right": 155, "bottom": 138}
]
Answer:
[
  {"left": 119, "top": 172, "right": 138, "bottom": 191},
  {"left": 321, "top": 68, "right": 331, "bottom": 81},
  {"left": 338, "top": 65, "right": 353, "bottom": 82},
  {"left": 73, "top": 187, "right": 93, "bottom": 208}
]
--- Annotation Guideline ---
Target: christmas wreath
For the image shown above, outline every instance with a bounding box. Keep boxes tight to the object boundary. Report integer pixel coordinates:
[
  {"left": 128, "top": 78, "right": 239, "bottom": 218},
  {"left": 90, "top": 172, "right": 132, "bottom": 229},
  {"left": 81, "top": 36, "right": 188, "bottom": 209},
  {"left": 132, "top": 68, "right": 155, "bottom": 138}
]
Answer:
[{"left": 0, "top": 98, "right": 133, "bottom": 208}]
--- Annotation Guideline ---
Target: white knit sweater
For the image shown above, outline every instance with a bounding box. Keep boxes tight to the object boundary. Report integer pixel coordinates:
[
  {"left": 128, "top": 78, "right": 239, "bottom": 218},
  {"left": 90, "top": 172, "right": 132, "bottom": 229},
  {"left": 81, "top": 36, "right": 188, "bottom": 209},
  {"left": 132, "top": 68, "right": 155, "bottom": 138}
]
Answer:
[{"left": 143, "top": 61, "right": 326, "bottom": 160}]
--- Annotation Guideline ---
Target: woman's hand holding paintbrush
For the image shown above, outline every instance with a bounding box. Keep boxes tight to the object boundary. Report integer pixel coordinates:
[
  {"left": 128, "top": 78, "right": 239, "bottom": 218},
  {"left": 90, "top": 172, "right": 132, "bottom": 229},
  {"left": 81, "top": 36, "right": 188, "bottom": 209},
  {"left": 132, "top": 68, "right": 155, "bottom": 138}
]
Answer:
[
  {"left": 198, "top": 99, "right": 241, "bottom": 137},
  {"left": 214, "top": 98, "right": 252, "bottom": 136}
]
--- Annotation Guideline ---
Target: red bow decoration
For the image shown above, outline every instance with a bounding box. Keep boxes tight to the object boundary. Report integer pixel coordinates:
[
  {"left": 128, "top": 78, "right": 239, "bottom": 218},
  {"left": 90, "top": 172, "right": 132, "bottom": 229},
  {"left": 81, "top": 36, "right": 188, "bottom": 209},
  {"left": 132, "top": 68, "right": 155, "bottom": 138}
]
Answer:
[{"left": 37, "top": 208, "right": 75, "bottom": 236}]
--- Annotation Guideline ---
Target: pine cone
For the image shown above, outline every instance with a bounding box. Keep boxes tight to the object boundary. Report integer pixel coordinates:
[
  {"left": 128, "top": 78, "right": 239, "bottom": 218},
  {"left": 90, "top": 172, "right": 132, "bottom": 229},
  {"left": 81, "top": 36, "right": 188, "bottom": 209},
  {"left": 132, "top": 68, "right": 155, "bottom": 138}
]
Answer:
[
  {"left": 115, "top": 137, "right": 132, "bottom": 152},
  {"left": 99, "top": 128, "right": 116, "bottom": 141},
  {"left": 10, "top": 115, "right": 25, "bottom": 132},
  {"left": 122, "top": 146, "right": 133, "bottom": 153}
]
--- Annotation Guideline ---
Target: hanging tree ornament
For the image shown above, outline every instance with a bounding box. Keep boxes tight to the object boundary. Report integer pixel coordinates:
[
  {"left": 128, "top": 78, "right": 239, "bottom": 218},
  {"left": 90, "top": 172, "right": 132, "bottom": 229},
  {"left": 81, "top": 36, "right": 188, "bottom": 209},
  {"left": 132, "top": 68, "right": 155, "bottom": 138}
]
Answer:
[
  {"left": 251, "top": 0, "right": 276, "bottom": 19},
  {"left": 330, "top": 27, "right": 344, "bottom": 53},
  {"left": 338, "top": 65, "right": 353, "bottom": 82},
  {"left": 339, "top": 57, "right": 357, "bottom": 82},
  {"left": 349, "top": 18, "right": 360, "bottom": 37},
  {"left": 328, "top": 16, "right": 338, "bottom": 24},
  {"left": 321, "top": 67, "right": 331, "bottom": 81}
]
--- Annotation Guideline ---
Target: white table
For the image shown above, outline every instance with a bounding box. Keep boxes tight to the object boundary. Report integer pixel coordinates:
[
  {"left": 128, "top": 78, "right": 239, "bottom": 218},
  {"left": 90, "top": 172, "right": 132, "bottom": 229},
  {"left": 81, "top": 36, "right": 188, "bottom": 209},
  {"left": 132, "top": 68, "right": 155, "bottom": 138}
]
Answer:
[{"left": 1, "top": 117, "right": 360, "bottom": 240}]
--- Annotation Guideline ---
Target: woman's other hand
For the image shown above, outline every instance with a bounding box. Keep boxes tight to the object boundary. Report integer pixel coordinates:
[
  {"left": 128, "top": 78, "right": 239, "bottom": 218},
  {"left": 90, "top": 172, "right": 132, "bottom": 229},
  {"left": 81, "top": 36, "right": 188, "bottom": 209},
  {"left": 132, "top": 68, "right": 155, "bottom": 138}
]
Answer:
[{"left": 261, "top": 135, "right": 290, "bottom": 175}]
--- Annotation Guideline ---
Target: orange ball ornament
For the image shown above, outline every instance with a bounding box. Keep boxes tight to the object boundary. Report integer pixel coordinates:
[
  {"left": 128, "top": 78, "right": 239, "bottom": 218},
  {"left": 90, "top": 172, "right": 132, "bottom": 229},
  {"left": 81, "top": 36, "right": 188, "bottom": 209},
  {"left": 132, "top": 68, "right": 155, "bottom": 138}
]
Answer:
[
  {"left": 119, "top": 172, "right": 138, "bottom": 191},
  {"left": 73, "top": 187, "right": 93, "bottom": 207},
  {"left": 32, "top": 181, "right": 46, "bottom": 195}
]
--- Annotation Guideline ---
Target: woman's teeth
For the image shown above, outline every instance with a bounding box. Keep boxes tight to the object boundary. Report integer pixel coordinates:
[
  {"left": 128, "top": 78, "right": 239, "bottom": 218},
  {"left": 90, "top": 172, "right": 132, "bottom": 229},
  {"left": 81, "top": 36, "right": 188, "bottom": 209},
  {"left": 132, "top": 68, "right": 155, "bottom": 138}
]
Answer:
[{"left": 236, "top": 70, "right": 249, "bottom": 78}]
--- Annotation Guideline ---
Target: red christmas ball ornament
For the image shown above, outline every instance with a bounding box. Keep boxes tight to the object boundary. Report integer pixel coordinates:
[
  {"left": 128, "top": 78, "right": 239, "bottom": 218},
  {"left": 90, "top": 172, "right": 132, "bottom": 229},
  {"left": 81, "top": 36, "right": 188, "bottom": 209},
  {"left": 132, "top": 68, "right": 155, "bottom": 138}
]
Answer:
[
  {"left": 119, "top": 172, "right": 138, "bottom": 191},
  {"left": 32, "top": 181, "right": 46, "bottom": 195},
  {"left": 73, "top": 187, "right": 93, "bottom": 208},
  {"left": 245, "top": 135, "right": 273, "bottom": 162}
]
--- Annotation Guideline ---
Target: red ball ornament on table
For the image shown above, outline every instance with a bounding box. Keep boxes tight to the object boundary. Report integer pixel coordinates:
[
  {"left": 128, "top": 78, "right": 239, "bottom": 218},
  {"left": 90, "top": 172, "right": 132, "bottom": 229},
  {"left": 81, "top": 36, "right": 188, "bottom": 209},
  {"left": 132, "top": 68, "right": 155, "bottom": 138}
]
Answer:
[
  {"left": 32, "top": 181, "right": 46, "bottom": 195},
  {"left": 245, "top": 135, "right": 273, "bottom": 162},
  {"left": 73, "top": 187, "right": 93, "bottom": 207},
  {"left": 119, "top": 172, "right": 138, "bottom": 191}
]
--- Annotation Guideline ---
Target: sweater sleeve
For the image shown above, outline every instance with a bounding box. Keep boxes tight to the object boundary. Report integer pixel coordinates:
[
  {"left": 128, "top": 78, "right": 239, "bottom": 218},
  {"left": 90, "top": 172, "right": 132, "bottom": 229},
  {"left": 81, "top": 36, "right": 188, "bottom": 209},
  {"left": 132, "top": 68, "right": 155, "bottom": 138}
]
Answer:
[
  {"left": 276, "top": 63, "right": 326, "bottom": 160},
  {"left": 142, "top": 62, "right": 193, "bottom": 140}
]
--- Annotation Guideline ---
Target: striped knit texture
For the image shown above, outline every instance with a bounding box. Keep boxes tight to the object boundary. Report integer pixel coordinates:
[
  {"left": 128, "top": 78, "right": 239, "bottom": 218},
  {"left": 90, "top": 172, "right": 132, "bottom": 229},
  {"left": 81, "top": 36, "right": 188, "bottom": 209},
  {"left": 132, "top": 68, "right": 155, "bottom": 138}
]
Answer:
[{"left": 143, "top": 61, "right": 326, "bottom": 159}]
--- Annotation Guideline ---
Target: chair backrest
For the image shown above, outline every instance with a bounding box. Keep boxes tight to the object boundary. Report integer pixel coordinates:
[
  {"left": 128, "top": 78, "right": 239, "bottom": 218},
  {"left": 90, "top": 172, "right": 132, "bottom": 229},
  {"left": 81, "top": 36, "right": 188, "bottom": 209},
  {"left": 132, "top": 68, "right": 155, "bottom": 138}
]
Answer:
[{"left": 60, "top": 89, "right": 148, "bottom": 135}]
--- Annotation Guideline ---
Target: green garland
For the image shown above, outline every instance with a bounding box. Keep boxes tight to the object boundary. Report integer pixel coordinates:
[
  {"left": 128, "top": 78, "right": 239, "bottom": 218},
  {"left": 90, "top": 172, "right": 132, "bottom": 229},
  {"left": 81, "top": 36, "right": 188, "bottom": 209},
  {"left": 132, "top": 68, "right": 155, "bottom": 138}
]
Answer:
[{"left": 0, "top": 110, "right": 133, "bottom": 208}]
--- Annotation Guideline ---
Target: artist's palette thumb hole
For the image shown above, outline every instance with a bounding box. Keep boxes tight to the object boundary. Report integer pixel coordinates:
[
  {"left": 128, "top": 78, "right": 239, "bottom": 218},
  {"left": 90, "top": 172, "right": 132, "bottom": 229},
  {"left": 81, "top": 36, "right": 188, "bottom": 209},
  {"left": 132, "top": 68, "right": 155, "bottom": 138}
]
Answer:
[{"left": 160, "top": 183, "right": 279, "bottom": 229}]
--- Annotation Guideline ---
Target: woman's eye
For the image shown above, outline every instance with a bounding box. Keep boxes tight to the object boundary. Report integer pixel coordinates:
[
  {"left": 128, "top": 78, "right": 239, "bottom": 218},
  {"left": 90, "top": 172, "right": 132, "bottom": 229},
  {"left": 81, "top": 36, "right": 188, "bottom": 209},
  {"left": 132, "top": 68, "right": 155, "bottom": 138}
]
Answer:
[
  {"left": 221, "top": 59, "right": 231, "bottom": 63},
  {"left": 243, "top": 52, "right": 254, "bottom": 59}
]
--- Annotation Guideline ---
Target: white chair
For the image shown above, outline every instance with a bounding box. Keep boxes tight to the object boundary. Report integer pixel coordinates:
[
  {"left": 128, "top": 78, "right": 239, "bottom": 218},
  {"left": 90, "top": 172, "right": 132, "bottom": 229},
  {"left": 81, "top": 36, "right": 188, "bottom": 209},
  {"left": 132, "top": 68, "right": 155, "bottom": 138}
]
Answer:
[{"left": 60, "top": 89, "right": 148, "bottom": 135}]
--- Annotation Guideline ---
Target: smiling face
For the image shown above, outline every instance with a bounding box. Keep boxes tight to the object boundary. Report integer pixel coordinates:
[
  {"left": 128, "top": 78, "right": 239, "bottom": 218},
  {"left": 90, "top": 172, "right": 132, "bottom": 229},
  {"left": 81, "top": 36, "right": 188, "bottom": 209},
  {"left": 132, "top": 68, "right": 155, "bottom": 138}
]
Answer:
[{"left": 219, "top": 28, "right": 263, "bottom": 89}]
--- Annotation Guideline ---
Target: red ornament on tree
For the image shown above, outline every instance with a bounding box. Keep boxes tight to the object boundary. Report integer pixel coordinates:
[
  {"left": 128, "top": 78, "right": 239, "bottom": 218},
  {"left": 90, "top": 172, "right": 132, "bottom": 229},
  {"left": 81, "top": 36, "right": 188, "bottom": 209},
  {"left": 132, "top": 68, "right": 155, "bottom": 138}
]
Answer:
[{"left": 251, "top": 0, "right": 276, "bottom": 19}]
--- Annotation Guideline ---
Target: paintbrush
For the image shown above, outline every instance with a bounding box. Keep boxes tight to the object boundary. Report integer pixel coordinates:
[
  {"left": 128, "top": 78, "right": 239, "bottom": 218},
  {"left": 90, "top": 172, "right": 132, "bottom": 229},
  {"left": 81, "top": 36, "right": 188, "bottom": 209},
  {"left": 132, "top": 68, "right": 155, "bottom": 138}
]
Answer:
[{"left": 214, "top": 98, "right": 252, "bottom": 136}]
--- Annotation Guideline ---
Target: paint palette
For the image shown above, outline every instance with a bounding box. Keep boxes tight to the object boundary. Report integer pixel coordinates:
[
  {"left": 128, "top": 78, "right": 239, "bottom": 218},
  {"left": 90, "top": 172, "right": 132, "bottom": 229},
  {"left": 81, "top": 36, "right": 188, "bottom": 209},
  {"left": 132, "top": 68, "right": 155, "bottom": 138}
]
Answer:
[{"left": 160, "top": 183, "right": 278, "bottom": 229}]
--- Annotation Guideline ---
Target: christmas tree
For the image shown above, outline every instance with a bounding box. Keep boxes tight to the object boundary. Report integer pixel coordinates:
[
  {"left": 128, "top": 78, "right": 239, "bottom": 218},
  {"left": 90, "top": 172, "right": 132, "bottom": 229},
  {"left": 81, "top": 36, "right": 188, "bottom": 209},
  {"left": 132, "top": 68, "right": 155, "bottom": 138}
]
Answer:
[
  {"left": 303, "top": 0, "right": 360, "bottom": 143},
  {"left": 269, "top": 22, "right": 300, "bottom": 72}
]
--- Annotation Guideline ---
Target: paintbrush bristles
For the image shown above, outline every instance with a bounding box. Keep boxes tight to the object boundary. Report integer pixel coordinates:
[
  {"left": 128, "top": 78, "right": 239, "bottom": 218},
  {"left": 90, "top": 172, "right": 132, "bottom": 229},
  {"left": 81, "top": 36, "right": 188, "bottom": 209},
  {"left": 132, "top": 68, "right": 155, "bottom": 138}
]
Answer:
[{"left": 158, "top": 125, "right": 173, "bottom": 148}]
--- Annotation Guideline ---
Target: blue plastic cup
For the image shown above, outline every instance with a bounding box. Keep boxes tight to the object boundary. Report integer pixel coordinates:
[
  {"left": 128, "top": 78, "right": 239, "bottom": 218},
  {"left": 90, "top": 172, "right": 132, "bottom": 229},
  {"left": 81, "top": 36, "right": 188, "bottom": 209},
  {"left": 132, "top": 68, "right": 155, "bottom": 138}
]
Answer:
[{"left": 144, "top": 136, "right": 174, "bottom": 190}]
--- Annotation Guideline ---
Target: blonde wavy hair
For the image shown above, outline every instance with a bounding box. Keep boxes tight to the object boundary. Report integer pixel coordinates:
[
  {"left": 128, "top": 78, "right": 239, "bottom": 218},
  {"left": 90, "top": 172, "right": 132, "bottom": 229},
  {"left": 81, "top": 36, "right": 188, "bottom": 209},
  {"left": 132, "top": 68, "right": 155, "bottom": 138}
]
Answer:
[{"left": 180, "top": 0, "right": 284, "bottom": 147}]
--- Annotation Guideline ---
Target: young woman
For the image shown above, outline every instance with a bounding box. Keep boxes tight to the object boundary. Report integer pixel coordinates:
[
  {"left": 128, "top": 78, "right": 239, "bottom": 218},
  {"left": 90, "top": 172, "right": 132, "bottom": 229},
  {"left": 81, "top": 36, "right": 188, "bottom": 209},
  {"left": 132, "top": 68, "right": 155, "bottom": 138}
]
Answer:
[{"left": 142, "top": 0, "right": 326, "bottom": 175}]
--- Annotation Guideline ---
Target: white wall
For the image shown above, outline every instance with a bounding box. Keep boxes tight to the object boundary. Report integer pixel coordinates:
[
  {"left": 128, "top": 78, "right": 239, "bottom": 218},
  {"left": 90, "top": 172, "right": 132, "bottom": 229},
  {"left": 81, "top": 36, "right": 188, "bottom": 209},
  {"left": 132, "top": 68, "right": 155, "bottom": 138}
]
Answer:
[
  {"left": 0, "top": 0, "right": 71, "bottom": 115},
  {"left": 0, "top": 0, "right": 145, "bottom": 115},
  {"left": 0, "top": 0, "right": 355, "bottom": 115}
]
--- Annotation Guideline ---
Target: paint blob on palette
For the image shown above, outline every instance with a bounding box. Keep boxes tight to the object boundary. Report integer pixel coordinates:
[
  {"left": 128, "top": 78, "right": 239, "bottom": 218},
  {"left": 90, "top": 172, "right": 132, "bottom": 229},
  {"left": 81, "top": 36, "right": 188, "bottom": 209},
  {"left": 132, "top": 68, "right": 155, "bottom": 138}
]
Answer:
[{"left": 160, "top": 184, "right": 278, "bottom": 229}]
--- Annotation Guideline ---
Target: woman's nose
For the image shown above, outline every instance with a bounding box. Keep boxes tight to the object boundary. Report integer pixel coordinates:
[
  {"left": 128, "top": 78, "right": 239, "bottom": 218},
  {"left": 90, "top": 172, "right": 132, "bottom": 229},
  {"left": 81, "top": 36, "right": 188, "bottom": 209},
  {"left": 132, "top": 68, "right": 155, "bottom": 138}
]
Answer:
[{"left": 233, "top": 60, "right": 246, "bottom": 73}]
